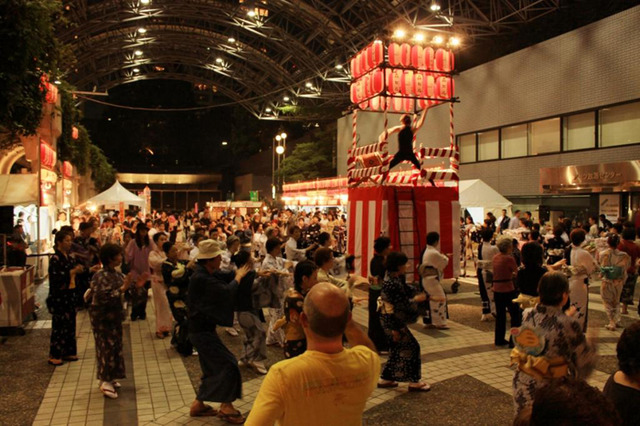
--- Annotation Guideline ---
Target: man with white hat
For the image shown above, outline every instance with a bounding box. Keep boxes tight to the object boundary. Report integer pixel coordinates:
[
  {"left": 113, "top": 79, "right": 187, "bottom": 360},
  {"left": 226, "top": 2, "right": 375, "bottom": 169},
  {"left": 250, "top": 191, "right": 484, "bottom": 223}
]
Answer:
[{"left": 188, "top": 239, "right": 250, "bottom": 423}]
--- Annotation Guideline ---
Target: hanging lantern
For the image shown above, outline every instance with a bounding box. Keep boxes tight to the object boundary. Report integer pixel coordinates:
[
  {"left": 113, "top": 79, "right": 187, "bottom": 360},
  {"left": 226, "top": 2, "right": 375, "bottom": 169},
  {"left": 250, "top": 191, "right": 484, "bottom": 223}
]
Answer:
[
  {"left": 411, "top": 45, "right": 423, "bottom": 69},
  {"left": 369, "top": 95, "right": 386, "bottom": 111},
  {"left": 362, "top": 74, "right": 371, "bottom": 98},
  {"left": 350, "top": 57, "right": 358, "bottom": 79},
  {"left": 424, "top": 46, "right": 435, "bottom": 70},
  {"left": 401, "top": 70, "right": 414, "bottom": 95},
  {"left": 355, "top": 79, "right": 365, "bottom": 103},
  {"left": 371, "top": 40, "right": 384, "bottom": 67},
  {"left": 359, "top": 100, "right": 369, "bottom": 110},
  {"left": 390, "top": 96, "right": 404, "bottom": 112},
  {"left": 359, "top": 51, "right": 368, "bottom": 74},
  {"left": 350, "top": 83, "right": 359, "bottom": 104},
  {"left": 435, "top": 76, "right": 455, "bottom": 99},
  {"left": 414, "top": 72, "right": 425, "bottom": 96},
  {"left": 419, "top": 74, "right": 437, "bottom": 109},
  {"left": 371, "top": 69, "right": 384, "bottom": 94},
  {"left": 400, "top": 43, "right": 411, "bottom": 67},
  {"left": 435, "top": 48, "right": 454, "bottom": 72},
  {"left": 386, "top": 69, "right": 403, "bottom": 94},
  {"left": 388, "top": 43, "right": 402, "bottom": 67},
  {"left": 403, "top": 97, "right": 415, "bottom": 112}
]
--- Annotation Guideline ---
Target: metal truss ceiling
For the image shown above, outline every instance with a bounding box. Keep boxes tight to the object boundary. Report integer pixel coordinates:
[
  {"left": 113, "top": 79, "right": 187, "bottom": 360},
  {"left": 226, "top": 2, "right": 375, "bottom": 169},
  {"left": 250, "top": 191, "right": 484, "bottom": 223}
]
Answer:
[{"left": 61, "top": 0, "right": 562, "bottom": 120}]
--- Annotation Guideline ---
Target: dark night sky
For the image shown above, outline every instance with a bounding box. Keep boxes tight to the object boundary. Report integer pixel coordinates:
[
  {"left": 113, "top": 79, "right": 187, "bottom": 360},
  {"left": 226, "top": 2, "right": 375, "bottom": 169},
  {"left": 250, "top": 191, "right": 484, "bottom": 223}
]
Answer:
[{"left": 82, "top": 79, "right": 290, "bottom": 175}]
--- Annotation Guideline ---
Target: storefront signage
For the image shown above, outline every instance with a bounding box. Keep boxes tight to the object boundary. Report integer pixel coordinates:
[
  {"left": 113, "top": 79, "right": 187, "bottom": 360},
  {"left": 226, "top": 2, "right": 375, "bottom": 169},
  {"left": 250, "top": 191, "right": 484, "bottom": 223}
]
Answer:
[{"left": 540, "top": 160, "right": 640, "bottom": 193}]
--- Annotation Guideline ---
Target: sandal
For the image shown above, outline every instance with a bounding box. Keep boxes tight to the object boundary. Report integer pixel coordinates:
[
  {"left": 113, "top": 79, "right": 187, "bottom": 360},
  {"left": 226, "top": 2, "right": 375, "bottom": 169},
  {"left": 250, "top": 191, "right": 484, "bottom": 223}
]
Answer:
[
  {"left": 408, "top": 382, "right": 431, "bottom": 392},
  {"left": 377, "top": 380, "right": 399, "bottom": 388},
  {"left": 190, "top": 405, "right": 218, "bottom": 417},
  {"left": 62, "top": 355, "right": 79, "bottom": 361},
  {"left": 100, "top": 383, "right": 118, "bottom": 399},
  {"left": 217, "top": 410, "right": 246, "bottom": 424},
  {"left": 48, "top": 358, "right": 63, "bottom": 366}
]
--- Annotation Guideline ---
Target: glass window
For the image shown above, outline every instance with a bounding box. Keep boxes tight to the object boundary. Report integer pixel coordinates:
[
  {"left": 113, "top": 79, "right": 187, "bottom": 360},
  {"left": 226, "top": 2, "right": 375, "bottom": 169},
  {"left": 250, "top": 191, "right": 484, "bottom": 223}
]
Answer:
[
  {"left": 501, "top": 124, "right": 528, "bottom": 158},
  {"left": 530, "top": 118, "right": 560, "bottom": 155},
  {"left": 563, "top": 112, "right": 595, "bottom": 151},
  {"left": 600, "top": 102, "right": 640, "bottom": 147},
  {"left": 477, "top": 130, "right": 499, "bottom": 161},
  {"left": 459, "top": 134, "right": 476, "bottom": 163}
]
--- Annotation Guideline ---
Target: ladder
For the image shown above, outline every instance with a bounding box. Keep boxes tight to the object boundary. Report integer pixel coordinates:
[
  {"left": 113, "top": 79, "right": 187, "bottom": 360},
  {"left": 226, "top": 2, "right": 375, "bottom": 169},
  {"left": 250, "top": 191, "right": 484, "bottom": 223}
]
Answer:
[{"left": 394, "top": 187, "right": 424, "bottom": 284}]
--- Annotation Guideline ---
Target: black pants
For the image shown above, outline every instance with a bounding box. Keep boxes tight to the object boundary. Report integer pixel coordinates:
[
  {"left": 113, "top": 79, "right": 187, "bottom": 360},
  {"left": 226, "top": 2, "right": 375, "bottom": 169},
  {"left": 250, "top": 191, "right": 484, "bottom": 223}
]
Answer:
[
  {"left": 389, "top": 151, "right": 421, "bottom": 170},
  {"left": 190, "top": 329, "right": 242, "bottom": 403},
  {"left": 494, "top": 291, "right": 521, "bottom": 345},
  {"left": 477, "top": 268, "right": 491, "bottom": 315},
  {"left": 368, "top": 287, "right": 388, "bottom": 352}
]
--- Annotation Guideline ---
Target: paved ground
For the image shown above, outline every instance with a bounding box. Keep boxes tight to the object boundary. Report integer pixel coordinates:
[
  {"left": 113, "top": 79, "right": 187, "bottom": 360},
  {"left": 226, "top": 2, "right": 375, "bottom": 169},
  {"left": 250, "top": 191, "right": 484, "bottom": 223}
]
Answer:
[{"left": 1, "top": 272, "right": 637, "bottom": 426}]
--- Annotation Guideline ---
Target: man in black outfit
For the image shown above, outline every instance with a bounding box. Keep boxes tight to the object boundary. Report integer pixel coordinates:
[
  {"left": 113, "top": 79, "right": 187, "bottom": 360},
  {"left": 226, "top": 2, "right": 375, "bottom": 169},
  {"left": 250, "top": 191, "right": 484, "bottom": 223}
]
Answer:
[{"left": 369, "top": 236, "right": 391, "bottom": 353}]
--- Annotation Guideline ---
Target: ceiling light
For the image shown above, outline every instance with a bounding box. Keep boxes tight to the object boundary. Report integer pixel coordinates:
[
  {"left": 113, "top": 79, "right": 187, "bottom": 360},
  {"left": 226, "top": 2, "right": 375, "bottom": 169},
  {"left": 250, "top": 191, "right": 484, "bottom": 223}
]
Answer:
[
  {"left": 283, "top": 96, "right": 290, "bottom": 102},
  {"left": 134, "top": 50, "right": 143, "bottom": 56},
  {"left": 140, "top": 0, "right": 150, "bottom": 4},
  {"left": 414, "top": 33, "right": 425, "bottom": 42},
  {"left": 280, "top": 132, "right": 287, "bottom": 139},
  {"left": 215, "top": 57, "right": 224, "bottom": 64},
  {"left": 393, "top": 29, "right": 406, "bottom": 39},
  {"left": 430, "top": 1, "right": 441, "bottom": 12},
  {"left": 133, "top": 68, "right": 140, "bottom": 73},
  {"left": 275, "top": 135, "right": 281, "bottom": 141},
  {"left": 305, "top": 82, "right": 313, "bottom": 88},
  {"left": 228, "top": 37, "right": 236, "bottom": 43},
  {"left": 221, "top": 141, "right": 228, "bottom": 146},
  {"left": 449, "top": 36, "right": 461, "bottom": 47},
  {"left": 138, "top": 27, "right": 147, "bottom": 34},
  {"left": 433, "top": 35, "right": 444, "bottom": 45},
  {"left": 265, "top": 107, "right": 272, "bottom": 112},
  {"left": 335, "top": 64, "right": 343, "bottom": 70},
  {"left": 275, "top": 145, "right": 285, "bottom": 155},
  {"left": 54, "top": 80, "right": 61, "bottom": 85},
  {"left": 247, "top": 10, "right": 256, "bottom": 17}
]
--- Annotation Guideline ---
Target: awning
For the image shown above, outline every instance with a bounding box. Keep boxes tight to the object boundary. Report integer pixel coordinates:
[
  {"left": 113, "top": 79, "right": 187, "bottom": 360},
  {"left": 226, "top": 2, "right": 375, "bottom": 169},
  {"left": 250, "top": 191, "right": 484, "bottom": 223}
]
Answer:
[{"left": 0, "top": 174, "right": 39, "bottom": 206}]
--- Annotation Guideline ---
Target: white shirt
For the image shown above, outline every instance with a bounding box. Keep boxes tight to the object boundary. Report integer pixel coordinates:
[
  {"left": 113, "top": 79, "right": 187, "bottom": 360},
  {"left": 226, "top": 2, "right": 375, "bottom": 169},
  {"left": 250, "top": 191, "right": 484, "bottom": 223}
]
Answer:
[
  {"left": 421, "top": 245, "right": 449, "bottom": 280},
  {"left": 285, "top": 238, "right": 307, "bottom": 263},
  {"left": 509, "top": 216, "right": 520, "bottom": 230},
  {"left": 480, "top": 243, "right": 500, "bottom": 271}
]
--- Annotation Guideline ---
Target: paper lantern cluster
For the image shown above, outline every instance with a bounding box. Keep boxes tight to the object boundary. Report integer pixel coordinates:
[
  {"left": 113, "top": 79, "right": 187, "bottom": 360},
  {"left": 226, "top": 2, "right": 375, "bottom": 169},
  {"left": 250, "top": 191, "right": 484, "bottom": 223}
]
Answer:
[
  {"left": 349, "top": 41, "right": 455, "bottom": 112},
  {"left": 39, "top": 74, "right": 59, "bottom": 104}
]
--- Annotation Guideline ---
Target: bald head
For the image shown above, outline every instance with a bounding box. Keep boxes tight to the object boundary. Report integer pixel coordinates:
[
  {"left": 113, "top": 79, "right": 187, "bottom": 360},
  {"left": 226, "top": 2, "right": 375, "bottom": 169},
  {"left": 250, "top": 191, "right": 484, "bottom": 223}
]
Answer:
[{"left": 303, "top": 282, "right": 350, "bottom": 339}]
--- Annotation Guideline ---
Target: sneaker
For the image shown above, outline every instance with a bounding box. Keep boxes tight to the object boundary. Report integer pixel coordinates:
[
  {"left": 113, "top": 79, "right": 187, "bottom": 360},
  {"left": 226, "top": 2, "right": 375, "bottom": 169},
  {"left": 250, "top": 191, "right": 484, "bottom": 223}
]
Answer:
[
  {"left": 250, "top": 361, "right": 268, "bottom": 375},
  {"left": 225, "top": 327, "right": 239, "bottom": 337}
]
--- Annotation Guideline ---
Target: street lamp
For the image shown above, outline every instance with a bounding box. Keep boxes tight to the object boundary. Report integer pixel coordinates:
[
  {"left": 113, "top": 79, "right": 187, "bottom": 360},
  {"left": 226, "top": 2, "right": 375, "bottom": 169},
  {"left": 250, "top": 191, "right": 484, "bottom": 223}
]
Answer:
[{"left": 272, "top": 131, "right": 288, "bottom": 200}]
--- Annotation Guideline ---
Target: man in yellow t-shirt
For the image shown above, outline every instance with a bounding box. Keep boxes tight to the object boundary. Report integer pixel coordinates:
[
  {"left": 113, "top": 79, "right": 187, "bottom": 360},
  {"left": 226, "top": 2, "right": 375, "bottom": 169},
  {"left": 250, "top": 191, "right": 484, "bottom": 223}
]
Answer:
[{"left": 245, "top": 282, "right": 380, "bottom": 426}]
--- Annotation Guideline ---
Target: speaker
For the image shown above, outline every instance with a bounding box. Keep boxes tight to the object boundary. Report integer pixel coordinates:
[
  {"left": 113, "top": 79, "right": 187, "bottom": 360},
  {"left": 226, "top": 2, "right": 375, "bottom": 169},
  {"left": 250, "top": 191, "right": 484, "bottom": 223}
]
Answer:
[{"left": 0, "top": 206, "right": 14, "bottom": 235}]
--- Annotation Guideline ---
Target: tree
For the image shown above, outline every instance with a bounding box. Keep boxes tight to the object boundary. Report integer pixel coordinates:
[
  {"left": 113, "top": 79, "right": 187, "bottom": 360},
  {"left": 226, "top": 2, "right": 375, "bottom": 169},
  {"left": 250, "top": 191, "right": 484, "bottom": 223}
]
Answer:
[
  {"left": 277, "top": 127, "right": 335, "bottom": 182},
  {"left": 0, "top": 0, "right": 70, "bottom": 143}
]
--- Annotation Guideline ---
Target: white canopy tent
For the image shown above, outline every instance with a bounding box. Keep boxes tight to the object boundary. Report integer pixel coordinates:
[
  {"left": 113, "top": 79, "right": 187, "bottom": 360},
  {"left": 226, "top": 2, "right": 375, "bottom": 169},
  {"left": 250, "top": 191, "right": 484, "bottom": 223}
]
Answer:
[
  {"left": 458, "top": 179, "right": 512, "bottom": 225},
  {"left": 86, "top": 181, "right": 145, "bottom": 209},
  {"left": 0, "top": 174, "right": 39, "bottom": 206}
]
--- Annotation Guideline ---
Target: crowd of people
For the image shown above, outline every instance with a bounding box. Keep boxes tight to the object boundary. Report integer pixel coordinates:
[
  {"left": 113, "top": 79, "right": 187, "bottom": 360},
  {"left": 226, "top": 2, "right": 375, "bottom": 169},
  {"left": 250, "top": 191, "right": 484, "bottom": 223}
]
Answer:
[{"left": 41, "top": 204, "right": 640, "bottom": 424}]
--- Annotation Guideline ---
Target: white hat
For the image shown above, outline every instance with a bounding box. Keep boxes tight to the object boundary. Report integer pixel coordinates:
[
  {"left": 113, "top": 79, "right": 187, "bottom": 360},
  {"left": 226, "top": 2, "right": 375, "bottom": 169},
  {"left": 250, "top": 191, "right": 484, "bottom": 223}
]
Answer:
[{"left": 197, "top": 239, "right": 224, "bottom": 260}]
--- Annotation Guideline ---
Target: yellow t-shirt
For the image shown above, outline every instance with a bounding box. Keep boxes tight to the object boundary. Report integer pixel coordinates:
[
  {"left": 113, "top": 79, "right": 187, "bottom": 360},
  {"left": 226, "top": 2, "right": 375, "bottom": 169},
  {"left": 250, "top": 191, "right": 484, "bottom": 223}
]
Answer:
[{"left": 245, "top": 346, "right": 380, "bottom": 426}]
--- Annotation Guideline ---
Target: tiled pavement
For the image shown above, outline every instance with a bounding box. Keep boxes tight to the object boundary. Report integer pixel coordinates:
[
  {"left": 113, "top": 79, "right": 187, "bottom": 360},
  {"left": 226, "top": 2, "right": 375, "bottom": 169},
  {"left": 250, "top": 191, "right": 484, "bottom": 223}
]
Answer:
[{"left": 21, "top": 278, "right": 630, "bottom": 425}]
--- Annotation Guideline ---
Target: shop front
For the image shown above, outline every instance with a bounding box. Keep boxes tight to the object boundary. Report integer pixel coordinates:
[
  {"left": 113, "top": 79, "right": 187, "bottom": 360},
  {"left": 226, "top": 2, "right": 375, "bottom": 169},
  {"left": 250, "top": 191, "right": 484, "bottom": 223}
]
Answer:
[{"left": 540, "top": 160, "right": 640, "bottom": 225}]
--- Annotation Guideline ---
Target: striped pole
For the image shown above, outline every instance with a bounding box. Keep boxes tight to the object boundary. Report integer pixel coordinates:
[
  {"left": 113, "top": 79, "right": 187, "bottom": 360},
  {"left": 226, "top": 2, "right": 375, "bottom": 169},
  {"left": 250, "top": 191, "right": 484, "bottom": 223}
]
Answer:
[{"left": 449, "top": 102, "right": 459, "bottom": 174}]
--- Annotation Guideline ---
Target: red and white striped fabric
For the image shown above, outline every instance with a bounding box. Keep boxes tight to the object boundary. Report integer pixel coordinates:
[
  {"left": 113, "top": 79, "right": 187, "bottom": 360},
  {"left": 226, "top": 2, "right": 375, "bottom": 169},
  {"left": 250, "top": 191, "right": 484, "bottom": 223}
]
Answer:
[
  {"left": 423, "top": 147, "right": 455, "bottom": 158},
  {"left": 347, "top": 186, "right": 461, "bottom": 280}
]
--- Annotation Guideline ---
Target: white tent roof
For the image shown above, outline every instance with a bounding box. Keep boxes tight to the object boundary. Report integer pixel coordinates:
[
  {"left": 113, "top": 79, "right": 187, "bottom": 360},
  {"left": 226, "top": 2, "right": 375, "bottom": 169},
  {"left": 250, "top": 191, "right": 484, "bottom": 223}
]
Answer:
[
  {"left": 459, "top": 179, "right": 512, "bottom": 211},
  {"left": 0, "top": 174, "right": 39, "bottom": 206},
  {"left": 86, "top": 181, "right": 145, "bottom": 208}
]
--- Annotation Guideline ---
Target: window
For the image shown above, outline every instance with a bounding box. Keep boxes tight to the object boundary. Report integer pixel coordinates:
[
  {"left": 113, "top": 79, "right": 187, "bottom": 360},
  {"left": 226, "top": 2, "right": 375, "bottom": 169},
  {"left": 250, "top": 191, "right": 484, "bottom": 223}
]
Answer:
[
  {"left": 459, "top": 134, "right": 476, "bottom": 163},
  {"left": 563, "top": 112, "right": 595, "bottom": 151},
  {"left": 501, "top": 124, "right": 528, "bottom": 158},
  {"left": 600, "top": 102, "right": 640, "bottom": 147},
  {"left": 477, "top": 130, "right": 499, "bottom": 161},
  {"left": 530, "top": 118, "right": 560, "bottom": 155}
]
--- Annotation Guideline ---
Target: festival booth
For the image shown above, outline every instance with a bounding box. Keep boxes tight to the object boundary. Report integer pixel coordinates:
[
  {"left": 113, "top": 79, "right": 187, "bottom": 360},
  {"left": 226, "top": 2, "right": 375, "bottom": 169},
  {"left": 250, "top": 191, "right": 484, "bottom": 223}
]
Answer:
[
  {"left": 207, "top": 201, "right": 266, "bottom": 220},
  {"left": 346, "top": 38, "right": 461, "bottom": 285},
  {"left": 282, "top": 177, "right": 349, "bottom": 210},
  {"left": 459, "top": 179, "right": 512, "bottom": 224}
]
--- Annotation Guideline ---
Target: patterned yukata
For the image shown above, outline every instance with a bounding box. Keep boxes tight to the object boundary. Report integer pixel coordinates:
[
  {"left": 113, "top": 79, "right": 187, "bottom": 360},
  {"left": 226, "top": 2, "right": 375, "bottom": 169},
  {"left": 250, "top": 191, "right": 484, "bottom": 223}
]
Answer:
[
  {"left": 48, "top": 249, "right": 79, "bottom": 360},
  {"left": 260, "top": 253, "right": 291, "bottom": 346},
  {"left": 569, "top": 244, "right": 598, "bottom": 331},
  {"left": 89, "top": 269, "right": 126, "bottom": 382},
  {"left": 149, "top": 249, "right": 173, "bottom": 334},
  {"left": 598, "top": 248, "right": 629, "bottom": 326},
  {"left": 236, "top": 271, "right": 267, "bottom": 365},
  {"left": 279, "top": 289, "right": 306, "bottom": 359},
  {"left": 421, "top": 245, "right": 450, "bottom": 327},
  {"left": 512, "top": 305, "right": 597, "bottom": 413},
  {"left": 380, "top": 275, "right": 422, "bottom": 383},
  {"left": 125, "top": 239, "right": 153, "bottom": 320}
]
